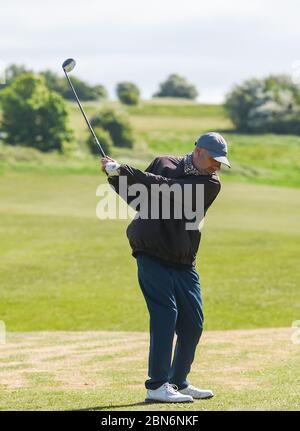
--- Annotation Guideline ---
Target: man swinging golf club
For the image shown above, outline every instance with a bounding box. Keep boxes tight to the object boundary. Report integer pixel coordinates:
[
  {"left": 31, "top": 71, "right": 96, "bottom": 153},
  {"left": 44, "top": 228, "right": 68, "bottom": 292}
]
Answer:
[
  {"left": 62, "top": 59, "right": 231, "bottom": 402},
  {"left": 100, "top": 132, "right": 231, "bottom": 403}
]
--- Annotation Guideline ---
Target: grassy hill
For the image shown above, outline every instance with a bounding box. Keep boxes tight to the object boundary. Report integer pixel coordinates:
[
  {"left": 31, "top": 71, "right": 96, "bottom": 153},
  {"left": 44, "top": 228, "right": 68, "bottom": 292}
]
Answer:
[{"left": 1, "top": 99, "right": 300, "bottom": 188}]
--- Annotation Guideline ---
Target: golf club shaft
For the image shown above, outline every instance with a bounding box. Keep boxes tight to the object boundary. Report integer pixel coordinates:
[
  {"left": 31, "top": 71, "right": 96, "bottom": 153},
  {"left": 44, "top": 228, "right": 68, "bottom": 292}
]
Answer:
[{"left": 63, "top": 70, "right": 106, "bottom": 157}]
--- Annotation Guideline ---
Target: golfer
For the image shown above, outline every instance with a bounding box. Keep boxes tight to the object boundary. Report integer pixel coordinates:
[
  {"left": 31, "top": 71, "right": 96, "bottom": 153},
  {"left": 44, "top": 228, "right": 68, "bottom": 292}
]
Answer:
[{"left": 100, "top": 132, "right": 230, "bottom": 403}]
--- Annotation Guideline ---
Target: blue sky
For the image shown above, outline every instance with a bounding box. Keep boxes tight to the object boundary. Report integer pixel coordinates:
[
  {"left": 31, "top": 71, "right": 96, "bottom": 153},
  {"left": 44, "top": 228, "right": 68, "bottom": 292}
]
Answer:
[{"left": 0, "top": 0, "right": 299, "bottom": 102}]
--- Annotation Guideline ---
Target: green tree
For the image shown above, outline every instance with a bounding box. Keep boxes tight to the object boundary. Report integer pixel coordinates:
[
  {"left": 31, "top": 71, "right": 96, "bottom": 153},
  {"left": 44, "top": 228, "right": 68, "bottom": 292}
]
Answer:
[
  {"left": 116, "top": 82, "right": 140, "bottom": 105},
  {"left": 61, "top": 76, "right": 96, "bottom": 101},
  {"left": 93, "top": 84, "right": 108, "bottom": 100},
  {"left": 41, "top": 70, "right": 108, "bottom": 101},
  {"left": 153, "top": 74, "right": 198, "bottom": 99},
  {"left": 86, "top": 127, "right": 113, "bottom": 156},
  {"left": 2, "top": 64, "right": 32, "bottom": 87},
  {"left": 1, "top": 65, "right": 108, "bottom": 102},
  {"left": 0, "top": 73, "right": 73, "bottom": 152},
  {"left": 225, "top": 75, "right": 300, "bottom": 134},
  {"left": 90, "top": 108, "right": 134, "bottom": 148},
  {"left": 40, "top": 70, "right": 67, "bottom": 95}
]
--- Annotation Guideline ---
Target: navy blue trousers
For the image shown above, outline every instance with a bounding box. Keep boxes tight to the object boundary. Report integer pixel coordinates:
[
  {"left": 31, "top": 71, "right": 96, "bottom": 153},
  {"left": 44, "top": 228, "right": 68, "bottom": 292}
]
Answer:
[{"left": 136, "top": 253, "right": 204, "bottom": 390}]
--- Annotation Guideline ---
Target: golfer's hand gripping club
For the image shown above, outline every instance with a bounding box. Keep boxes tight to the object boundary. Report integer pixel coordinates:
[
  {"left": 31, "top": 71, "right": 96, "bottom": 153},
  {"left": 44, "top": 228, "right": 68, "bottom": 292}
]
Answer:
[{"left": 101, "top": 157, "right": 121, "bottom": 177}]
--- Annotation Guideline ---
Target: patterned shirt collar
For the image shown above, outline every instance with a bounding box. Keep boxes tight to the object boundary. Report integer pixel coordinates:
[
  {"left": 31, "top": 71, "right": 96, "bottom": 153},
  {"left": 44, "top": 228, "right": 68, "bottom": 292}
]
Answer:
[{"left": 183, "top": 152, "right": 201, "bottom": 176}]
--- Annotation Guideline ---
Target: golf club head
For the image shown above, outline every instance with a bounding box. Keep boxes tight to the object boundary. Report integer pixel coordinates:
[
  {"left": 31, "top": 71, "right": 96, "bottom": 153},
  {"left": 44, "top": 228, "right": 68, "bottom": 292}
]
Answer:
[{"left": 62, "top": 58, "right": 76, "bottom": 73}]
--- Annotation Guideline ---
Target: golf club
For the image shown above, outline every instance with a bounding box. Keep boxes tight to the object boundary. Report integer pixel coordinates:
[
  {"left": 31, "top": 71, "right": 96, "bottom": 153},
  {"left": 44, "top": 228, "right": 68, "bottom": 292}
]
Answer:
[{"left": 62, "top": 58, "right": 106, "bottom": 157}]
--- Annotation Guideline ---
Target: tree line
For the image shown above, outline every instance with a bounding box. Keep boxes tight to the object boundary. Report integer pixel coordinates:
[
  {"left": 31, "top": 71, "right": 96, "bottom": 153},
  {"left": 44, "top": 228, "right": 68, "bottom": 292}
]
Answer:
[
  {"left": 1, "top": 64, "right": 199, "bottom": 104},
  {"left": 0, "top": 64, "right": 300, "bottom": 157}
]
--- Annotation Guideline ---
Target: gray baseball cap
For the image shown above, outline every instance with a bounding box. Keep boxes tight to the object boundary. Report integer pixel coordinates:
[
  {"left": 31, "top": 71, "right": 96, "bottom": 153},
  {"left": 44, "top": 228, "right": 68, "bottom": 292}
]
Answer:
[{"left": 195, "top": 132, "right": 231, "bottom": 168}]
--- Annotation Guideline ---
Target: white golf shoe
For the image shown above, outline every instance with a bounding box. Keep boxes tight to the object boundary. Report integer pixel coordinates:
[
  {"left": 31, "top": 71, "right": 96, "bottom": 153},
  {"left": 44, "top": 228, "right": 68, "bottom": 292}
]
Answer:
[
  {"left": 179, "top": 384, "right": 214, "bottom": 399},
  {"left": 145, "top": 383, "right": 193, "bottom": 403}
]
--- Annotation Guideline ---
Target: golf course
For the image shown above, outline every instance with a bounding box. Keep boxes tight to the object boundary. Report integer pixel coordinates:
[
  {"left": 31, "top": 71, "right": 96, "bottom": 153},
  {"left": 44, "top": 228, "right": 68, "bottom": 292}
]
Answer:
[{"left": 1, "top": 100, "right": 300, "bottom": 410}]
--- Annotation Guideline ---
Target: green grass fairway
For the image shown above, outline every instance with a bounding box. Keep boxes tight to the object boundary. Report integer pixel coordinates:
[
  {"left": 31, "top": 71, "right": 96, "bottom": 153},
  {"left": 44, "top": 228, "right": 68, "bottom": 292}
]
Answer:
[
  {"left": 0, "top": 328, "right": 299, "bottom": 411},
  {"left": 0, "top": 170, "right": 299, "bottom": 331}
]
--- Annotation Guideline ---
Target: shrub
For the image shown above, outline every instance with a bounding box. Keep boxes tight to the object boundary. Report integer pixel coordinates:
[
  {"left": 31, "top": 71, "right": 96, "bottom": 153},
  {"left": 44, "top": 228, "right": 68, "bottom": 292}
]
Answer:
[
  {"left": 41, "top": 70, "right": 108, "bottom": 101},
  {"left": 93, "top": 84, "right": 108, "bottom": 100},
  {"left": 153, "top": 74, "right": 198, "bottom": 99},
  {"left": 225, "top": 75, "right": 300, "bottom": 134},
  {"left": 90, "top": 108, "right": 134, "bottom": 148},
  {"left": 1, "top": 64, "right": 32, "bottom": 87},
  {"left": 116, "top": 82, "right": 140, "bottom": 105},
  {"left": 1, "top": 64, "right": 109, "bottom": 102},
  {"left": 86, "top": 127, "right": 113, "bottom": 156},
  {"left": 0, "top": 73, "right": 73, "bottom": 152}
]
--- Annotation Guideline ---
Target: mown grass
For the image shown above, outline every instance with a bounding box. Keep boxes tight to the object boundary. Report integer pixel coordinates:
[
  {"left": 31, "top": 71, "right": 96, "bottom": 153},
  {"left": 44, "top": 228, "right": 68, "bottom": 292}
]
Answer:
[
  {"left": 0, "top": 328, "right": 299, "bottom": 411},
  {"left": 0, "top": 171, "right": 299, "bottom": 331}
]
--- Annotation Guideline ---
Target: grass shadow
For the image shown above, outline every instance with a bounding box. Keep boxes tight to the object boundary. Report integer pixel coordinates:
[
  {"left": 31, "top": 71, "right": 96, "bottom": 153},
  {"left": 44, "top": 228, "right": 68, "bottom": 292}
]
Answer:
[{"left": 70, "top": 401, "right": 150, "bottom": 411}]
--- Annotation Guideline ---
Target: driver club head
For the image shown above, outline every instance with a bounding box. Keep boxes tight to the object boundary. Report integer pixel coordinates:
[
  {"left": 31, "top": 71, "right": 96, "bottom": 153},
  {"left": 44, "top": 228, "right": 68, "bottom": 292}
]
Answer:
[{"left": 62, "top": 58, "right": 76, "bottom": 73}]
